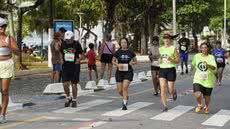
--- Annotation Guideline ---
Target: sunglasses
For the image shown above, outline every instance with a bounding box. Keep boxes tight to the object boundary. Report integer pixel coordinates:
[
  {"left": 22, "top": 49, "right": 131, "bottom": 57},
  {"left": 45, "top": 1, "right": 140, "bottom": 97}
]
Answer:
[{"left": 0, "top": 24, "right": 7, "bottom": 29}]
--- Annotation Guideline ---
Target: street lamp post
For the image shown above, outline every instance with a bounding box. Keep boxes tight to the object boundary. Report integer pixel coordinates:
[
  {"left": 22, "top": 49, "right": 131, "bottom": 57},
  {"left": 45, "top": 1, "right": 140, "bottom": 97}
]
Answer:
[
  {"left": 173, "top": 0, "right": 177, "bottom": 46},
  {"left": 223, "top": 0, "right": 227, "bottom": 48}
]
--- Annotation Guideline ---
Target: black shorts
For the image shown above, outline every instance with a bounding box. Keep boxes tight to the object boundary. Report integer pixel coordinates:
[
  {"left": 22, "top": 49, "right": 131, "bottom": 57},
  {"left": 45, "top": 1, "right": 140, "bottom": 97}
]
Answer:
[
  {"left": 62, "top": 64, "right": 80, "bottom": 84},
  {"left": 115, "top": 70, "right": 133, "bottom": 82},
  {"left": 151, "top": 66, "right": 160, "bottom": 71},
  {"left": 217, "top": 63, "right": 225, "bottom": 68},
  {"left": 159, "top": 67, "right": 176, "bottom": 81},
  {"left": 88, "top": 64, "right": 96, "bottom": 70},
  {"left": 100, "top": 54, "right": 113, "bottom": 63},
  {"left": 193, "top": 83, "right": 213, "bottom": 96}
]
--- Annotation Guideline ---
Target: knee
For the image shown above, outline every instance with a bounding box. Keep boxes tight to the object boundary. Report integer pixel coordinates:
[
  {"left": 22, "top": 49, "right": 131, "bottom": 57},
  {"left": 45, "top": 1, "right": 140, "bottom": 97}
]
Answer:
[{"left": 1, "top": 89, "right": 8, "bottom": 96}]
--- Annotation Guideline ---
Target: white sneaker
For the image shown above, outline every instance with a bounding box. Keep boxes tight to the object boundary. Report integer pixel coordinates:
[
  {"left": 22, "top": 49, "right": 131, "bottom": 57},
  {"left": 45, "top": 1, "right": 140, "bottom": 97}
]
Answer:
[{"left": 0, "top": 115, "right": 6, "bottom": 124}]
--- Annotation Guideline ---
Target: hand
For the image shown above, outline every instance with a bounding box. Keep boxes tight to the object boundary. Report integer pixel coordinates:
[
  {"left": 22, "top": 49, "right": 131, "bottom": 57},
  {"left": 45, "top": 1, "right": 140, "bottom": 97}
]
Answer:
[
  {"left": 167, "top": 56, "right": 173, "bottom": 62},
  {"left": 75, "top": 59, "right": 80, "bottom": 64}
]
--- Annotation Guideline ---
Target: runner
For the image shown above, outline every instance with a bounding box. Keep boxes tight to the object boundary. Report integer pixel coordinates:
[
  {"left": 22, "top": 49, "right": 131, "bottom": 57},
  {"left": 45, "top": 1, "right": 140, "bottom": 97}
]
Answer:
[
  {"left": 148, "top": 36, "right": 161, "bottom": 96},
  {"left": 61, "top": 31, "right": 83, "bottom": 108},
  {"left": 87, "top": 43, "right": 98, "bottom": 81},
  {"left": 0, "top": 17, "right": 20, "bottom": 123},
  {"left": 192, "top": 42, "right": 217, "bottom": 114},
  {"left": 212, "top": 41, "right": 227, "bottom": 86},
  {"left": 112, "top": 37, "right": 137, "bottom": 110},
  {"left": 178, "top": 32, "right": 190, "bottom": 75},
  {"left": 99, "top": 34, "right": 115, "bottom": 83},
  {"left": 159, "top": 32, "right": 180, "bottom": 112},
  {"left": 50, "top": 32, "right": 63, "bottom": 82}
]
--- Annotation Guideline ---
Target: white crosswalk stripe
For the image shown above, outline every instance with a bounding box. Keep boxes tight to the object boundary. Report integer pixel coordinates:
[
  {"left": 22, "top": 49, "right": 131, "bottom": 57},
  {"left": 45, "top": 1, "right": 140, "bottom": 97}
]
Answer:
[
  {"left": 102, "top": 102, "right": 153, "bottom": 117},
  {"left": 202, "top": 109, "right": 230, "bottom": 127},
  {"left": 53, "top": 99, "right": 113, "bottom": 113},
  {"left": 151, "top": 105, "right": 194, "bottom": 121}
]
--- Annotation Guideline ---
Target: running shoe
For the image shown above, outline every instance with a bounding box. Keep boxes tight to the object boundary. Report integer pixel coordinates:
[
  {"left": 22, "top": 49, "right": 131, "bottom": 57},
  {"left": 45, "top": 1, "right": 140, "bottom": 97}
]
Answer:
[
  {"left": 173, "top": 90, "right": 177, "bottom": 101},
  {"left": 72, "top": 100, "right": 77, "bottom": 108},
  {"left": 204, "top": 106, "right": 209, "bottom": 114},
  {"left": 195, "top": 105, "right": 202, "bottom": 113},
  {"left": 154, "top": 92, "right": 159, "bottom": 96},
  {"left": 64, "top": 97, "right": 72, "bottom": 107},
  {"left": 0, "top": 115, "right": 6, "bottom": 124},
  {"left": 122, "top": 102, "right": 127, "bottom": 110},
  {"left": 162, "top": 106, "right": 168, "bottom": 112},
  {"left": 186, "top": 69, "right": 188, "bottom": 74}
]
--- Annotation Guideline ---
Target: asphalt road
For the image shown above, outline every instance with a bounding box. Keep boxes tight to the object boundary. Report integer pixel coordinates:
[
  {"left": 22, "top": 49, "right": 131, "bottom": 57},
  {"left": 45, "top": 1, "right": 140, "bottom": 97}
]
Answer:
[{"left": 1, "top": 65, "right": 230, "bottom": 129}]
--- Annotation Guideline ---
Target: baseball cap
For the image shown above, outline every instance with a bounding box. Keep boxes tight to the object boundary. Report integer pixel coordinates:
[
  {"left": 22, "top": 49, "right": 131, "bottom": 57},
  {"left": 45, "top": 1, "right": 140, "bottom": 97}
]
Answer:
[
  {"left": 64, "top": 31, "right": 74, "bottom": 40},
  {"left": 0, "top": 17, "right": 8, "bottom": 26}
]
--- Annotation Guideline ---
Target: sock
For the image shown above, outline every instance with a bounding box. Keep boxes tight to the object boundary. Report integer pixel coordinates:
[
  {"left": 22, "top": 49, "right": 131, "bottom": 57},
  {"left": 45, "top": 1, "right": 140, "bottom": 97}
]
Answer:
[{"left": 123, "top": 100, "right": 128, "bottom": 105}]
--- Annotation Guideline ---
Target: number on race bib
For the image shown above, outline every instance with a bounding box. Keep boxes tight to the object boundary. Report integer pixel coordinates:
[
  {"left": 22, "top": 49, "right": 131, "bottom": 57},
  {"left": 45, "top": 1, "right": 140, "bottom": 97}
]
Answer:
[
  {"left": 119, "top": 64, "right": 129, "bottom": 71},
  {"left": 199, "top": 72, "right": 208, "bottom": 80},
  {"left": 64, "top": 53, "right": 75, "bottom": 62},
  {"left": 181, "top": 46, "right": 186, "bottom": 51},
  {"left": 162, "top": 58, "right": 170, "bottom": 65},
  {"left": 216, "top": 58, "right": 223, "bottom": 63}
]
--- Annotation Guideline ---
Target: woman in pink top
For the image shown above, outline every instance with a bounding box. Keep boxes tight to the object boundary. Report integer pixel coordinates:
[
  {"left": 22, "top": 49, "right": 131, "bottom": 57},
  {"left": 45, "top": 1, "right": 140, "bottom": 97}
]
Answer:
[{"left": 99, "top": 34, "right": 115, "bottom": 83}]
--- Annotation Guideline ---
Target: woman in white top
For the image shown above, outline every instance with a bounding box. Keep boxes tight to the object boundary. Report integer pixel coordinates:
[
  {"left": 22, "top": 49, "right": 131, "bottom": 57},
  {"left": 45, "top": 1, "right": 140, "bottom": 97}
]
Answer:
[{"left": 0, "top": 17, "right": 19, "bottom": 123}]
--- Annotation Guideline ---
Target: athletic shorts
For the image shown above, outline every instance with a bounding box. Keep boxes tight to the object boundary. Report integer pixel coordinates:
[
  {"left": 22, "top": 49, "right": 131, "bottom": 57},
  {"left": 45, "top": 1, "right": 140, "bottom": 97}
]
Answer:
[
  {"left": 100, "top": 53, "right": 113, "bottom": 63},
  {"left": 115, "top": 70, "right": 133, "bottom": 82},
  {"left": 193, "top": 83, "right": 213, "bottom": 96},
  {"left": 180, "top": 53, "right": 188, "bottom": 62},
  {"left": 151, "top": 66, "right": 160, "bottom": 71},
  {"left": 217, "top": 63, "right": 225, "bottom": 68},
  {"left": 159, "top": 67, "right": 176, "bottom": 81},
  {"left": 62, "top": 64, "right": 80, "bottom": 84},
  {"left": 53, "top": 64, "right": 62, "bottom": 71},
  {"left": 88, "top": 64, "right": 96, "bottom": 70}
]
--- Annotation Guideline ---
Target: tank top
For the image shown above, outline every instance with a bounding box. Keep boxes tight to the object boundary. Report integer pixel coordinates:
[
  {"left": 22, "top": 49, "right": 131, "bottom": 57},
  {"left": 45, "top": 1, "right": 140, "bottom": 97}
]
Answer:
[
  {"left": 0, "top": 36, "right": 11, "bottom": 56},
  {"left": 159, "top": 46, "right": 176, "bottom": 68},
  {"left": 103, "top": 41, "right": 113, "bottom": 54}
]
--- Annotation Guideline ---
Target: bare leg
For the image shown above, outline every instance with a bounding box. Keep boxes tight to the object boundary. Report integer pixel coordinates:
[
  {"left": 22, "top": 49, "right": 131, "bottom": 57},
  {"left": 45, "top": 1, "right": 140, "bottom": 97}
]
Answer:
[
  {"left": 63, "top": 81, "right": 71, "bottom": 97},
  {"left": 107, "top": 63, "right": 113, "bottom": 83},
  {"left": 94, "top": 68, "right": 99, "bottom": 81},
  {"left": 152, "top": 70, "right": 159, "bottom": 94},
  {"left": 72, "top": 83, "right": 78, "bottom": 99},
  {"left": 0, "top": 79, "right": 11, "bottom": 116},
  {"left": 160, "top": 78, "right": 168, "bottom": 107},
  {"left": 217, "top": 67, "right": 224, "bottom": 86},
  {"left": 100, "top": 63, "right": 106, "bottom": 79},
  {"left": 89, "top": 69, "right": 92, "bottom": 81},
  {"left": 54, "top": 71, "right": 60, "bottom": 82},
  {"left": 116, "top": 82, "right": 123, "bottom": 96},
  {"left": 168, "top": 81, "right": 175, "bottom": 97},
  {"left": 193, "top": 91, "right": 202, "bottom": 105},
  {"left": 204, "top": 95, "right": 211, "bottom": 108},
  {"left": 122, "top": 80, "right": 130, "bottom": 101}
]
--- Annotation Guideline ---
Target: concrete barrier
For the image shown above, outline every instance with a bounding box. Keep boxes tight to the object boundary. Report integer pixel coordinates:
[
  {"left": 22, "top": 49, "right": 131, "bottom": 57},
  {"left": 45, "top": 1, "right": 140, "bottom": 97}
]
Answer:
[
  {"left": 85, "top": 81, "right": 98, "bottom": 90},
  {"left": 138, "top": 72, "right": 148, "bottom": 81},
  {"left": 146, "top": 70, "right": 152, "bottom": 77},
  {"left": 43, "top": 83, "right": 93, "bottom": 95},
  {"left": 136, "top": 55, "right": 149, "bottom": 62},
  {"left": 110, "top": 77, "right": 116, "bottom": 85},
  {"left": 97, "top": 79, "right": 115, "bottom": 89},
  {"left": 0, "top": 93, "right": 23, "bottom": 112}
]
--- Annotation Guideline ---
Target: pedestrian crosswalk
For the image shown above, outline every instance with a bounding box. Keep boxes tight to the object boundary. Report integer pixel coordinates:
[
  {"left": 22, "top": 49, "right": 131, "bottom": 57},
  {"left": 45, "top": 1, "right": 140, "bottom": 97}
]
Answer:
[{"left": 50, "top": 99, "right": 230, "bottom": 128}]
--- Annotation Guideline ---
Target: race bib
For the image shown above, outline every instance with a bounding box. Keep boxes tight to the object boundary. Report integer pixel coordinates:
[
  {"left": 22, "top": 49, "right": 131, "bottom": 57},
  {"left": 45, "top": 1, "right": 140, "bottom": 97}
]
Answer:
[
  {"left": 181, "top": 46, "right": 186, "bottom": 51},
  {"left": 152, "top": 61, "right": 159, "bottom": 66},
  {"left": 64, "top": 53, "right": 75, "bottom": 62},
  {"left": 119, "top": 64, "right": 129, "bottom": 71},
  {"left": 216, "top": 58, "right": 223, "bottom": 63},
  {"left": 199, "top": 72, "right": 208, "bottom": 80},
  {"left": 162, "top": 58, "right": 170, "bottom": 65}
]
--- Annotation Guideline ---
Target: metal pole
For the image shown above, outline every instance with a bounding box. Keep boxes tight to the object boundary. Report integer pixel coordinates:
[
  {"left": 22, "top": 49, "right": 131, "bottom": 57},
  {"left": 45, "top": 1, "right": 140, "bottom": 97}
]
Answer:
[
  {"left": 224, "top": 0, "right": 227, "bottom": 48},
  {"left": 173, "top": 0, "right": 176, "bottom": 46}
]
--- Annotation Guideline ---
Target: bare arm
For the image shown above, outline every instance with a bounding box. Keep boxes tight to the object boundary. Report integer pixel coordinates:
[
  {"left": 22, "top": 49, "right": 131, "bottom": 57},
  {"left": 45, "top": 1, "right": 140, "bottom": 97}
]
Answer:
[
  {"left": 112, "top": 57, "right": 119, "bottom": 67},
  {"left": 9, "top": 37, "right": 20, "bottom": 56},
  {"left": 130, "top": 57, "right": 137, "bottom": 66}
]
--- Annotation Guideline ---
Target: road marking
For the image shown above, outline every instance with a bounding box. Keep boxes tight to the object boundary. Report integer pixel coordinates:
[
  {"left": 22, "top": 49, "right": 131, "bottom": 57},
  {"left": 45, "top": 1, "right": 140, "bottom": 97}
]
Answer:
[
  {"left": 102, "top": 102, "right": 153, "bottom": 117},
  {"left": 202, "top": 109, "right": 230, "bottom": 127},
  {"left": 46, "top": 117, "right": 92, "bottom": 122},
  {"left": 151, "top": 105, "right": 194, "bottom": 121},
  {"left": 53, "top": 99, "right": 113, "bottom": 113},
  {"left": 0, "top": 116, "right": 47, "bottom": 129},
  {"left": 78, "top": 121, "right": 107, "bottom": 129}
]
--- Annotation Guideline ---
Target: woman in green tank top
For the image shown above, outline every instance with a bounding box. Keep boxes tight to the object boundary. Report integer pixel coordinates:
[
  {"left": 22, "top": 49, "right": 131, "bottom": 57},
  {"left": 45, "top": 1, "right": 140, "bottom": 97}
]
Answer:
[{"left": 159, "top": 32, "right": 180, "bottom": 112}]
